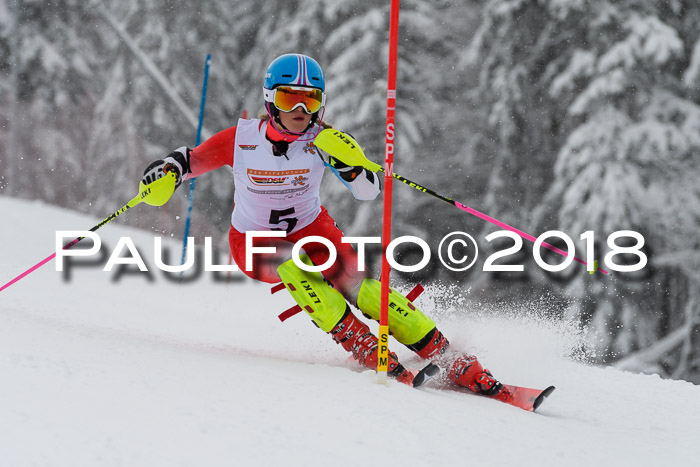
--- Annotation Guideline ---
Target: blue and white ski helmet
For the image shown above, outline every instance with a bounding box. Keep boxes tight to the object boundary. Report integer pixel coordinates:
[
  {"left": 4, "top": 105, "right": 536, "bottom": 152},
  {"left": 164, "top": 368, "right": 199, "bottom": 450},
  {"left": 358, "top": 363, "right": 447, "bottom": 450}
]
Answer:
[{"left": 264, "top": 53, "right": 325, "bottom": 92}]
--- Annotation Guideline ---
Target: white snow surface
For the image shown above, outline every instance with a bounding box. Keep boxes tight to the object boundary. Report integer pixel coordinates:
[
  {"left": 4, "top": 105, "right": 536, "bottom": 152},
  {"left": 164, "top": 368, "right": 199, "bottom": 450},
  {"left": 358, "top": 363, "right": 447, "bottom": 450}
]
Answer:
[{"left": 0, "top": 196, "right": 698, "bottom": 467}]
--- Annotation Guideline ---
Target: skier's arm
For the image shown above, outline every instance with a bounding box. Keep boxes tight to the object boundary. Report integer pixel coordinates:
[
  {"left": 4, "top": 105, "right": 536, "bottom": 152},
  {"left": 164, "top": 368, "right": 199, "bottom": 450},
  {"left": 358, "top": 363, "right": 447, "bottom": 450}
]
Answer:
[
  {"left": 319, "top": 147, "right": 381, "bottom": 201},
  {"left": 142, "top": 126, "right": 237, "bottom": 189},
  {"left": 187, "top": 126, "right": 237, "bottom": 178}
]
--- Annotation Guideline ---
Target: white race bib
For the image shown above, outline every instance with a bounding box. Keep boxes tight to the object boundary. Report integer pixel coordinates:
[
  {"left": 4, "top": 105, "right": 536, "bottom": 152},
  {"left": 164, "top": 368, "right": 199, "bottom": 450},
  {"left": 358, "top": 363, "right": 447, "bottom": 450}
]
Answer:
[{"left": 231, "top": 119, "right": 325, "bottom": 234}]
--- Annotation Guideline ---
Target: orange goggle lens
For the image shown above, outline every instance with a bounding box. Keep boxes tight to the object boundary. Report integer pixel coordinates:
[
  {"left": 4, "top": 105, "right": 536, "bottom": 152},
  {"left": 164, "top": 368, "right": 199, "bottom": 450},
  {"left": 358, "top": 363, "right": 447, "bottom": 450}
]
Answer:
[{"left": 273, "top": 86, "right": 324, "bottom": 113}]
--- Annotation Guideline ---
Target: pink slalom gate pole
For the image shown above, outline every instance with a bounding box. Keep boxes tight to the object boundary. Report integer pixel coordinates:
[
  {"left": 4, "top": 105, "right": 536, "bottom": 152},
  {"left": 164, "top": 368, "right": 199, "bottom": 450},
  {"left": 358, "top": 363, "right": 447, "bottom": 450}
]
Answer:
[{"left": 377, "top": 0, "right": 401, "bottom": 382}]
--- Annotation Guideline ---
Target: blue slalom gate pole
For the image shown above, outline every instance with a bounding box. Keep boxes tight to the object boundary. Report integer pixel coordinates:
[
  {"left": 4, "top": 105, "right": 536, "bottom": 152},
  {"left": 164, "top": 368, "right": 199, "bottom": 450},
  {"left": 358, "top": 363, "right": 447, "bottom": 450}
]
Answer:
[{"left": 181, "top": 54, "right": 211, "bottom": 267}]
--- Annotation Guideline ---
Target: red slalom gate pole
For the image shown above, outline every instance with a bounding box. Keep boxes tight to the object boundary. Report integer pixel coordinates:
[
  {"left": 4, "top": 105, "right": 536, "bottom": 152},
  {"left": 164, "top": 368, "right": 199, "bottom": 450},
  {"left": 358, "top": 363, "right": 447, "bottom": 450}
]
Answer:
[{"left": 378, "top": 0, "right": 401, "bottom": 383}]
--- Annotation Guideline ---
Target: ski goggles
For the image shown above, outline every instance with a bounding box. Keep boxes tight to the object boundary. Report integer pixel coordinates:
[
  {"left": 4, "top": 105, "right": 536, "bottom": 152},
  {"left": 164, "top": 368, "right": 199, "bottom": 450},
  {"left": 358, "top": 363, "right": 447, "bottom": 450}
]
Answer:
[{"left": 264, "top": 86, "right": 326, "bottom": 114}]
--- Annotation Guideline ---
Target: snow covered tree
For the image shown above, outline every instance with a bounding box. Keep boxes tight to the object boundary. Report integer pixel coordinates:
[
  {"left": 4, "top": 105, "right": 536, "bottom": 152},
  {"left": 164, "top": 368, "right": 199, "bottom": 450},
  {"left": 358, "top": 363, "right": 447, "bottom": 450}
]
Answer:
[
  {"left": 543, "top": 1, "right": 700, "bottom": 380},
  {"left": 458, "top": 0, "right": 588, "bottom": 298},
  {"left": 462, "top": 0, "right": 700, "bottom": 381}
]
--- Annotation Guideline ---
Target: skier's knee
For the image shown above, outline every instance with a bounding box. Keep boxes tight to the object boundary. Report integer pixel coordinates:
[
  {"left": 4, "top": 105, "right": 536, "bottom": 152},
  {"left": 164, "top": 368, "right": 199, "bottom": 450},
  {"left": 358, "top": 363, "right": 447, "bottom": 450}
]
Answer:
[
  {"left": 277, "top": 255, "right": 347, "bottom": 332},
  {"left": 356, "top": 278, "right": 436, "bottom": 346}
]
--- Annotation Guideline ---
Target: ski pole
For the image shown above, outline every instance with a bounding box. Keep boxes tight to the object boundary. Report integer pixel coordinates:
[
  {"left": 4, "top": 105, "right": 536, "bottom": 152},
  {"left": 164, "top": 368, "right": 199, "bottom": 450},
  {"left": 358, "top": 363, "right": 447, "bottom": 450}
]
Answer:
[
  {"left": 385, "top": 171, "right": 608, "bottom": 274},
  {"left": 0, "top": 172, "right": 178, "bottom": 293},
  {"left": 313, "top": 129, "right": 609, "bottom": 275},
  {"left": 180, "top": 54, "right": 211, "bottom": 269}
]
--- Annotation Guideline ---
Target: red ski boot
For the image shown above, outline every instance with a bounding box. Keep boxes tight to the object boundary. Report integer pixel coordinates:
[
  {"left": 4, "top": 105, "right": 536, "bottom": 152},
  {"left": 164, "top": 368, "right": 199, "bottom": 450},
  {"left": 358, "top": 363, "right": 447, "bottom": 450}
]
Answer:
[
  {"left": 408, "top": 327, "right": 450, "bottom": 359},
  {"left": 330, "top": 308, "right": 414, "bottom": 385},
  {"left": 447, "top": 354, "right": 511, "bottom": 400}
]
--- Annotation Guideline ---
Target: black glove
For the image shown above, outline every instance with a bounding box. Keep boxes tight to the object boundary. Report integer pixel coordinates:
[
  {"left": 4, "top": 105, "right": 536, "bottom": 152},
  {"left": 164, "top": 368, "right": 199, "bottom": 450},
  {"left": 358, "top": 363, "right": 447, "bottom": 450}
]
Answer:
[
  {"left": 142, "top": 148, "right": 191, "bottom": 189},
  {"left": 142, "top": 159, "right": 182, "bottom": 188},
  {"left": 329, "top": 157, "right": 364, "bottom": 182}
]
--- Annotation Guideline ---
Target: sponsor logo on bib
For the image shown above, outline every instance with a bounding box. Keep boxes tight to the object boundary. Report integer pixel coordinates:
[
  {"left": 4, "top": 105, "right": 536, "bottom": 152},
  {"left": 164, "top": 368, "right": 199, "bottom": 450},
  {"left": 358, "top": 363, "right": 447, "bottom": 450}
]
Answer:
[{"left": 247, "top": 168, "right": 311, "bottom": 186}]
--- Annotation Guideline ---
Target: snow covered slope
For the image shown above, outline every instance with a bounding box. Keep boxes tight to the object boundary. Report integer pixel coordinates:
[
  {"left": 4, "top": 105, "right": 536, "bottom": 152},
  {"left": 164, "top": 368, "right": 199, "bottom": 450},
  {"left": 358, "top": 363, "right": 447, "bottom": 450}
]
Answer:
[{"left": 0, "top": 196, "right": 697, "bottom": 467}]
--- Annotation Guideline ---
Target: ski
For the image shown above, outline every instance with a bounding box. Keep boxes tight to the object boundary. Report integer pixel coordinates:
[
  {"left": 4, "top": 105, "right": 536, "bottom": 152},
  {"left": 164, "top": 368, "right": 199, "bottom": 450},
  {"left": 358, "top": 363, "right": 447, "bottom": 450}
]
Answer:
[
  {"left": 412, "top": 362, "right": 440, "bottom": 388},
  {"left": 487, "top": 384, "right": 556, "bottom": 412},
  {"left": 408, "top": 362, "right": 556, "bottom": 411}
]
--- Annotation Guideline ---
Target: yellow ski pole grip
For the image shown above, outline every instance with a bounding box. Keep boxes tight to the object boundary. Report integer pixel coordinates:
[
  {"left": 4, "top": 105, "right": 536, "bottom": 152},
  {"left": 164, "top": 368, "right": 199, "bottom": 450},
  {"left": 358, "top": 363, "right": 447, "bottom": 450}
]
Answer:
[
  {"left": 138, "top": 171, "right": 178, "bottom": 207},
  {"left": 314, "top": 129, "right": 383, "bottom": 173}
]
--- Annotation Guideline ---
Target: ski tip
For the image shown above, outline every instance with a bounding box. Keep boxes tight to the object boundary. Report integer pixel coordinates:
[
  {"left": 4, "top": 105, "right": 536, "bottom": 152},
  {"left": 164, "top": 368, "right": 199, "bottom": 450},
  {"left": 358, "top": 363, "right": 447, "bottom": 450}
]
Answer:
[
  {"left": 424, "top": 362, "right": 441, "bottom": 377},
  {"left": 532, "top": 386, "right": 556, "bottom": 412},
  {"left": 412, "top": 362, "right": 441, "bottom": 388}
]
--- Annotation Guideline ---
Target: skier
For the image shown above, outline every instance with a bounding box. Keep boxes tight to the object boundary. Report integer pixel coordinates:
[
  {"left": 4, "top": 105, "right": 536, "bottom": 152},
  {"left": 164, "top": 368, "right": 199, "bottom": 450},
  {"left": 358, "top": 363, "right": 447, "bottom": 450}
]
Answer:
[{"left": 142, "top": 53, "right": 505, "bottom": 396}]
